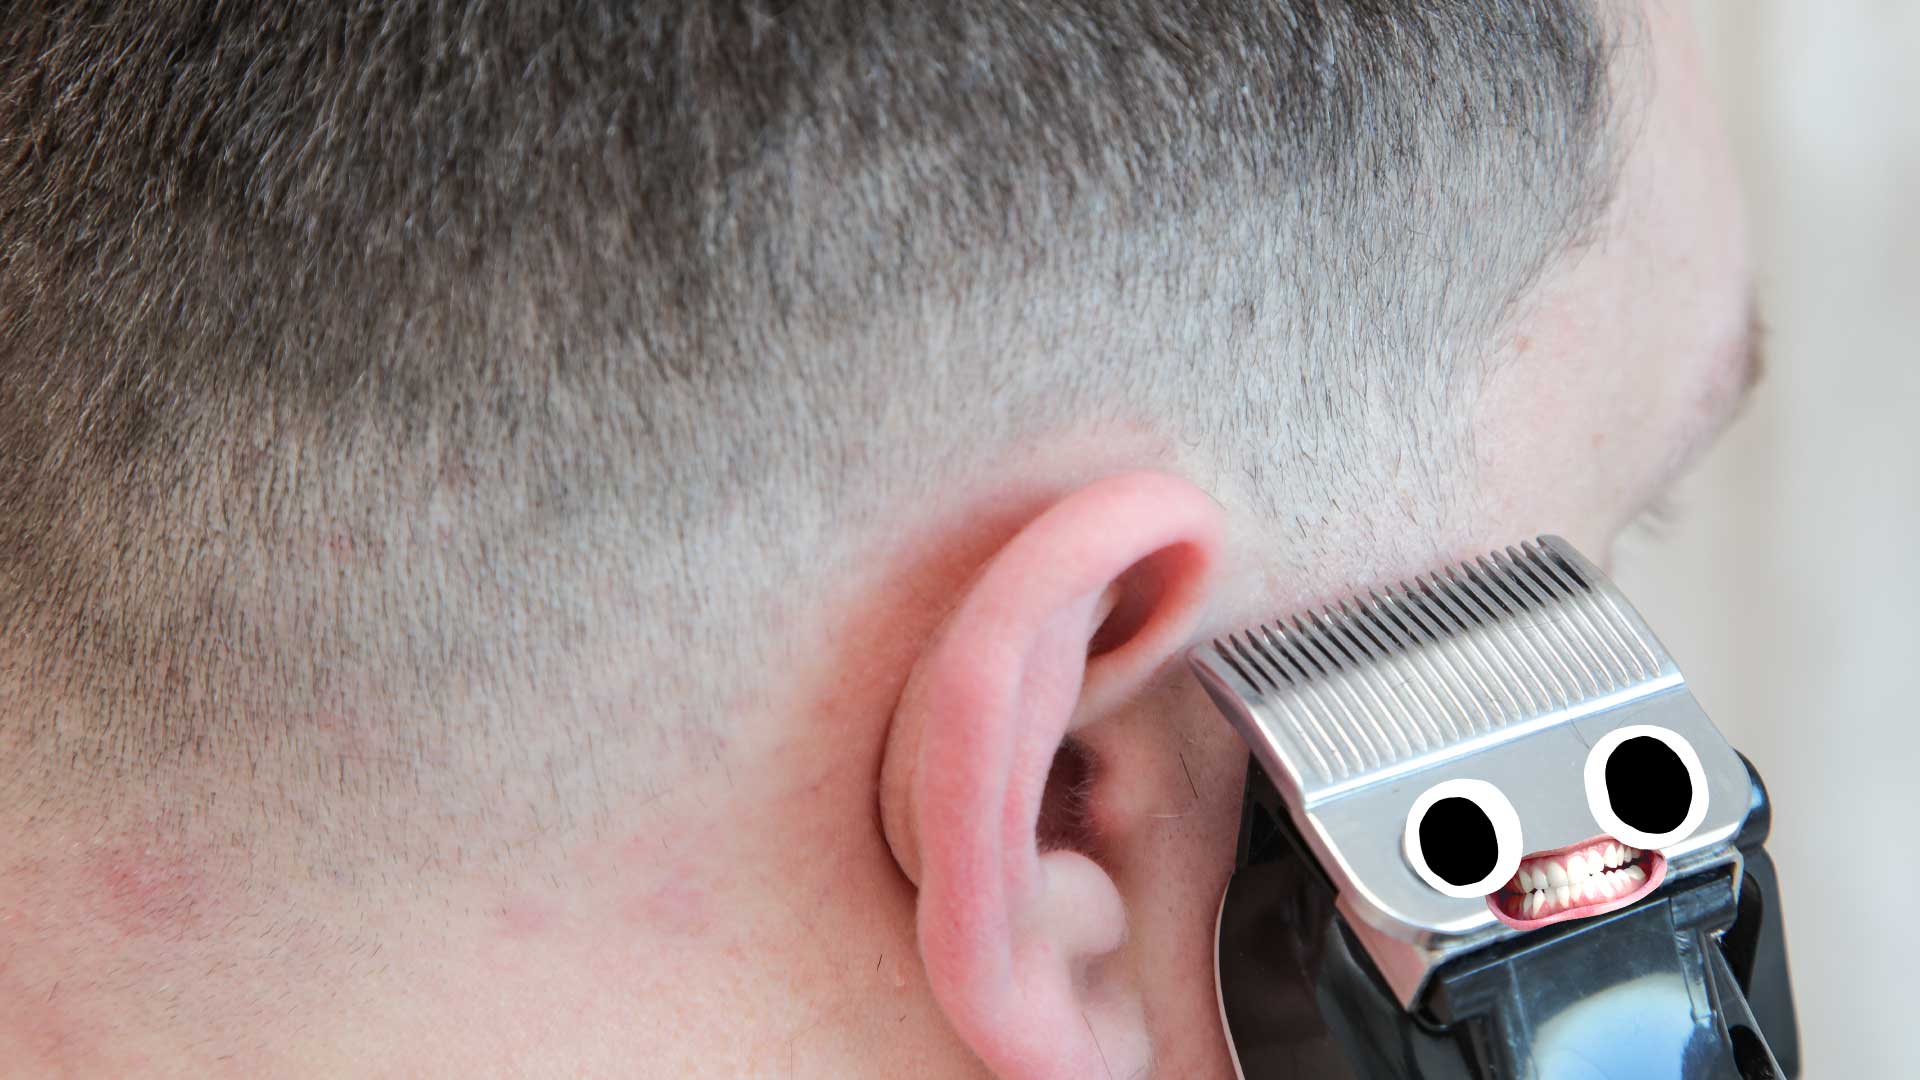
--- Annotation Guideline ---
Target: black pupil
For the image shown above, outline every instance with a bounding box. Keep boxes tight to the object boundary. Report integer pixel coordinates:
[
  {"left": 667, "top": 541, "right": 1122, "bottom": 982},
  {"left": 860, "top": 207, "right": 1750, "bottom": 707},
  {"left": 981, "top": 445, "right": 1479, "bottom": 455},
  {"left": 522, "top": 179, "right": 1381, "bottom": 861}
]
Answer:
[
  {"left": 1419, "top": 796, "right": 1498, "bottom": 887},
  {"left": 1606, "top": 735, "right": 1692, "bottom": 834}
]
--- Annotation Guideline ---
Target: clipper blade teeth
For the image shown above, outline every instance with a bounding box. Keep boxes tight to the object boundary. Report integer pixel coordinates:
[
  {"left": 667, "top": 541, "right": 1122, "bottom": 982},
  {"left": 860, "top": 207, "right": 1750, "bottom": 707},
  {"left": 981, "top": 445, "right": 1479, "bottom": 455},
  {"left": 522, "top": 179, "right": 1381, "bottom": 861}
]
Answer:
[{"left": 1195, "top": 537, "right": 1675, "bottom": 795}]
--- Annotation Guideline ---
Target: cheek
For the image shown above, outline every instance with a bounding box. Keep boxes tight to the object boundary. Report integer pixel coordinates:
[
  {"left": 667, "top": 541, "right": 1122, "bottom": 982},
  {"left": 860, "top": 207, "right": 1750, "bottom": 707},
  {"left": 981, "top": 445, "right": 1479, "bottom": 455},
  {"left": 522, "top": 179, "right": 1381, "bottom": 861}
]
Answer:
[
  {"left": 1475, "top": 348, "right": 1642, "bottom": 498},
  {"left": 1469, "top": 210, "right": 1716, "bottom": 542},
  {"left": 1463, "top": 3, "right": 1750, "bottom": 554}
]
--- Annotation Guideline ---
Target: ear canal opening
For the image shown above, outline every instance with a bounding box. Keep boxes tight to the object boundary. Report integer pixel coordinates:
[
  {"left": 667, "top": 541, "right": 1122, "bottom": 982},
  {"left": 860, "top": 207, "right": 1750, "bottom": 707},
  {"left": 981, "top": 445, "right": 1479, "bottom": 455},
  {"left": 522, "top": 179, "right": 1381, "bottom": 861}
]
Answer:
[{"left": 1036, "top": 736, "right": 1101, "bottom": 855}]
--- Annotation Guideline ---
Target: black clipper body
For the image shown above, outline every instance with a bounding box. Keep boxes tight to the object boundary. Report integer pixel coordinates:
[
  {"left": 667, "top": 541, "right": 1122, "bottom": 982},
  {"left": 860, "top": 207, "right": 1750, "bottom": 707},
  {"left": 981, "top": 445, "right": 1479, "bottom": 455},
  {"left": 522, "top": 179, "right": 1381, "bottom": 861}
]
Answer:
[{"left": 1192, "top": 537, "right": 1799, "bottom": 1079}]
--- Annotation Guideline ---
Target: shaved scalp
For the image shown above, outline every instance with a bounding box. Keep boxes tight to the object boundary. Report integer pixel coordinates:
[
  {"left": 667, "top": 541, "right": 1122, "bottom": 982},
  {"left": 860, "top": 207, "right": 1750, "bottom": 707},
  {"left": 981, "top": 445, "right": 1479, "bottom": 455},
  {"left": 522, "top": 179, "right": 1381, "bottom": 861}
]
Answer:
[{"left": 0, "top": 1, "right": 1620, "bottom": 866}]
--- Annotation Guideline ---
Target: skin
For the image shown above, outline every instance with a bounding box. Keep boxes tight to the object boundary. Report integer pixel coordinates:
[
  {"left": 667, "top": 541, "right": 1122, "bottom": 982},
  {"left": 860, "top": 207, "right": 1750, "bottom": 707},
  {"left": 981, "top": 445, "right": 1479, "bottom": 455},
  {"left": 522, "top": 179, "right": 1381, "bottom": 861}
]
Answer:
[{"left": 0, "top": 1, "right": 1759, "bottom": 1076}]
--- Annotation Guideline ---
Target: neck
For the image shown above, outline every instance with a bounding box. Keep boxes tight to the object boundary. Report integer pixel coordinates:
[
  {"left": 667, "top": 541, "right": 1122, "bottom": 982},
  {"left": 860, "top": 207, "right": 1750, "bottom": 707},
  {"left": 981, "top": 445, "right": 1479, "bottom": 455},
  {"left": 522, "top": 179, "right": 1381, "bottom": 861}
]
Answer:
[
  {"left": 0, "top": 454, "right": 1164, "bottom": 1076},
  {"left": 0, "top": 712, "right": 978, "bottom": 1075}
]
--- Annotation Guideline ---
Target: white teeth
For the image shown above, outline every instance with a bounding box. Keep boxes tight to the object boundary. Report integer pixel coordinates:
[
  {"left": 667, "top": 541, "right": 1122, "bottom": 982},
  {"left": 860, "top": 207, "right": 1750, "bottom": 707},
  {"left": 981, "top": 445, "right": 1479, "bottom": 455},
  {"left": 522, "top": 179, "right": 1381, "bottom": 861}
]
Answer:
[{"left": 1512, "top": 846, "right": 1651, "bottom": 918}]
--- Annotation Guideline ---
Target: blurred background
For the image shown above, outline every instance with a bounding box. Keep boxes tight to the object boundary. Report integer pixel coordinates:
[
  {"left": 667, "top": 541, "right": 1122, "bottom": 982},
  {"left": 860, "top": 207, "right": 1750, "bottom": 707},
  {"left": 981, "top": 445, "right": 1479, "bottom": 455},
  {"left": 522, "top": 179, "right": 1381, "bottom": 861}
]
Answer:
[{"left": 1611, "top": 3, "right": 1920, "bottom": 1075}]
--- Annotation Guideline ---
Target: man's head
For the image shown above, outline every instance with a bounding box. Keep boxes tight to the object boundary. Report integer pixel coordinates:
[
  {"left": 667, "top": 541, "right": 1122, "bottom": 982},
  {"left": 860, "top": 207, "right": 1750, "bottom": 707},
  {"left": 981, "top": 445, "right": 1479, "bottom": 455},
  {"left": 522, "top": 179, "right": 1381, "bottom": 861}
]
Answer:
[{"left": 0, "top": 1, "right": 1755, "bottom": 1075}]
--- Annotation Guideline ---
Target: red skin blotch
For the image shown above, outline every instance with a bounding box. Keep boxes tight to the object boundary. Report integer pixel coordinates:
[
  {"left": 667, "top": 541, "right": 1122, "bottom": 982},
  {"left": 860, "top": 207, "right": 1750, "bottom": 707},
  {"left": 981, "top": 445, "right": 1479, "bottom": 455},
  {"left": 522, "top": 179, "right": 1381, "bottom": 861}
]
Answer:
[
  {"left": 83, "top": 842, "right": 213, "bottom": 941},
  {"left": 494, "top": 895, "right": 558, "bottom": 941},
  {"left": 619, "top": 880, "right": 712, "bottom": 939}
]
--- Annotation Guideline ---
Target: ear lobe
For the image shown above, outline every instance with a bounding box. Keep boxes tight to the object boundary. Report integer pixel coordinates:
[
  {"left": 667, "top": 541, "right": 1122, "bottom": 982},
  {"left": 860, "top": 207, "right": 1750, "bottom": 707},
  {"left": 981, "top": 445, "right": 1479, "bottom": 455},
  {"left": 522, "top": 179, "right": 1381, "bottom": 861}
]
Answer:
[{"left": 878, "top": 471, "right": 1223, "bottom": 1079}]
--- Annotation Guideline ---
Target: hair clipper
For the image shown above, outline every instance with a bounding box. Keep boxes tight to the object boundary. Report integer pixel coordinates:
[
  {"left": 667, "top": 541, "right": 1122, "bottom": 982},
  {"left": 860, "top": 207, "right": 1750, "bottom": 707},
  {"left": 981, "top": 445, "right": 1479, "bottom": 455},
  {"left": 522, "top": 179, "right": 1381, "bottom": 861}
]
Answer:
[{"left": 1190, "top": 536, "right": 1799, "bottom": 1079}]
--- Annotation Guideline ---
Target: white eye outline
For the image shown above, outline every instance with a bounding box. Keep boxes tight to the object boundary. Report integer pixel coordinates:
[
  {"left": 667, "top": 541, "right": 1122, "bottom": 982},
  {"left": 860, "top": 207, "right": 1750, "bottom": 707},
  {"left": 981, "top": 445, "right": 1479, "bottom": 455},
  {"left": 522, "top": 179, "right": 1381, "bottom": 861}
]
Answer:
[
  {"left": 1584, "top": 724, "right": 1709, "bottom": 851},
  {"left": 1403, "top": 778, "right": 1524, "bottom": 899}
]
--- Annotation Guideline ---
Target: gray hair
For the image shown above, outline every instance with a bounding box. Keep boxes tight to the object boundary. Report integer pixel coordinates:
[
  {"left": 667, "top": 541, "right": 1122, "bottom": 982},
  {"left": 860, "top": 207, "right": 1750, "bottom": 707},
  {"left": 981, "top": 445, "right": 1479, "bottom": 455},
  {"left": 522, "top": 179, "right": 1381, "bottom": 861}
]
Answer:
[{"left": 0, "top": 1, "right": 1620, "bottom": 866}]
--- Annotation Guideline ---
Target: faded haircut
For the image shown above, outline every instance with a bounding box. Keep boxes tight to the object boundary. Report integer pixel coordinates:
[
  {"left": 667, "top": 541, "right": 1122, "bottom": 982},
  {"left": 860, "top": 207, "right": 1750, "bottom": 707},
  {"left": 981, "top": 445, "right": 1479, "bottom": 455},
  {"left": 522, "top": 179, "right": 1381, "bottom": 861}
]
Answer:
[{"left": 0, "top": 2, "right": 1620, "bottom": 860}]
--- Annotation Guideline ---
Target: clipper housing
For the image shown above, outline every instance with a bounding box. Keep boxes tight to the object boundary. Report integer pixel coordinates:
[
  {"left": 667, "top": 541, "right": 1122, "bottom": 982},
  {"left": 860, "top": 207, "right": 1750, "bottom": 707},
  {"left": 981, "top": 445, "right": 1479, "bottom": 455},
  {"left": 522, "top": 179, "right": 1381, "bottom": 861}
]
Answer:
[{"left": 1193, "top": 536, "right": 1799, "bottom": 1079}]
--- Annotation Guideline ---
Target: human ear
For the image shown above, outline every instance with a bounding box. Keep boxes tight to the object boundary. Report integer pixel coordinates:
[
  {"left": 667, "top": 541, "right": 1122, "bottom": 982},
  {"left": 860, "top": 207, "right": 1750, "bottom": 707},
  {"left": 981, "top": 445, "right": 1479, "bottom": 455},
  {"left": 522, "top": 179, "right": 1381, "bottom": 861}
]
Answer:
[{"left": 878, "top": 471, "right": 1223, "bottom": 1078}]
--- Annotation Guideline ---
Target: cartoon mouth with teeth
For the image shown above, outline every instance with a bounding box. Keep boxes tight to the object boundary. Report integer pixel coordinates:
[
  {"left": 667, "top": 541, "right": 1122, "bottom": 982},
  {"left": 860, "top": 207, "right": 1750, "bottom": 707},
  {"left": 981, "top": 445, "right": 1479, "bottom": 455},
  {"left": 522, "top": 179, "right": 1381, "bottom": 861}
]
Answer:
[
  {"left": 1401, "top": 723, "right": 1710, "bottom": 931},
  {"left": 1491, "top": 834, "right": 1666, "bottom": 927}
]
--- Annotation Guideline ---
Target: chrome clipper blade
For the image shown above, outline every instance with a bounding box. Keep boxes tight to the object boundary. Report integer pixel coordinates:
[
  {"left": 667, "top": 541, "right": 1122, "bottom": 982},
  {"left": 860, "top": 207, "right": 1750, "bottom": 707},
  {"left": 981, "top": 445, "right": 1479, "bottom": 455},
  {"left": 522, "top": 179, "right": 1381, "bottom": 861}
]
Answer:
[{"left": 1190, "top": 535, "right": 1754, "bottom": 1006}]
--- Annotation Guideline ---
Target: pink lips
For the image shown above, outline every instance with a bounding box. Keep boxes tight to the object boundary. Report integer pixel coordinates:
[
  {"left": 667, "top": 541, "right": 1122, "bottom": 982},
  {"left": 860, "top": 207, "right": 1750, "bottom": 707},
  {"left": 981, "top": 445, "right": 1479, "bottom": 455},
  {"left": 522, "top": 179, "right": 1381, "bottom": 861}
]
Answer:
[{"left": 1486, "top": 834, "right": 1667, "bottom": 930}]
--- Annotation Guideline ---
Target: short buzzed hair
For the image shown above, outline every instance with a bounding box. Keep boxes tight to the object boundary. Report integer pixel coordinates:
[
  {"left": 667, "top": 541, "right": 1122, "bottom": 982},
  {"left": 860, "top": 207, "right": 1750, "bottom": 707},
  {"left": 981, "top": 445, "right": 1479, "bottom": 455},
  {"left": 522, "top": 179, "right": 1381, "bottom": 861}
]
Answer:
[{"left": 0, "top": 1, "right": 1620, "bottom": 866}]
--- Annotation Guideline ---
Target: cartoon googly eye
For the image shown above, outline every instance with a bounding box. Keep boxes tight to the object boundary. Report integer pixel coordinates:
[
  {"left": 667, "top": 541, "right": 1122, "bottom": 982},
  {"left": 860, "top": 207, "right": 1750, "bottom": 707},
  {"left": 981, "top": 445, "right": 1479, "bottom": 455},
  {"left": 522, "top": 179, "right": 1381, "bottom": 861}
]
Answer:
[
  {"left": 1584, "top": 724, "right": 1709, "bottom": 851},
  {"left": 1403, "top": 778, "right": 1524, "bottom": 898}
]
